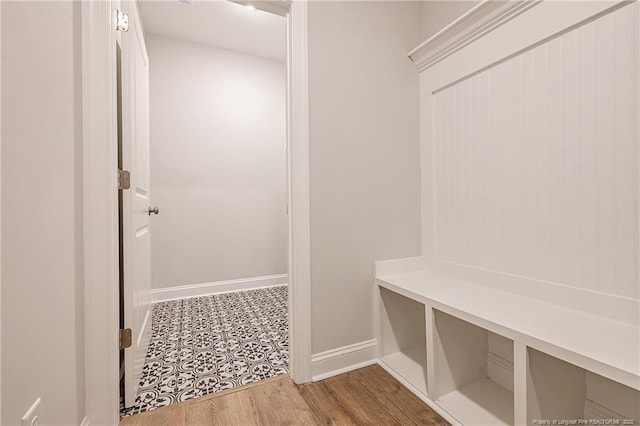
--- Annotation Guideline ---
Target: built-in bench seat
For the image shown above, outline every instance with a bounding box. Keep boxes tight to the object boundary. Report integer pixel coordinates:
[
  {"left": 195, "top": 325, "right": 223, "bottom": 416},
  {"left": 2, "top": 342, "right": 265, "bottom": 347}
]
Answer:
[
  {"left": 377, "top": 268, "right": 639, "bottom": 390},
  {"left": 374, "top": 259, "right": 639, "bottom": 426}
]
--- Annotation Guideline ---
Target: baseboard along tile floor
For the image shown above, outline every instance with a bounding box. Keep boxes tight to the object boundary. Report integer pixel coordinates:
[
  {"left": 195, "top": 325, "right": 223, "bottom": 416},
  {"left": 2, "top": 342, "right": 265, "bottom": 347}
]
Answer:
[{"left": 121, "top": 285, "right": 289, "bottom": 417}]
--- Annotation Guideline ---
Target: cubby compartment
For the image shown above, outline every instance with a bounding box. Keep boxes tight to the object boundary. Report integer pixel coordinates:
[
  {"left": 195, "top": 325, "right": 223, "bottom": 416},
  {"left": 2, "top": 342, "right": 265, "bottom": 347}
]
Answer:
[
  {"left": 379, "top": 287, "right": 428, "bottom": 396},
  {"left": 433, "top": 309, "right": 514, "bottom": 425},
  {"left": 527, "top": 348, "right": 639, "bottom": 426}
]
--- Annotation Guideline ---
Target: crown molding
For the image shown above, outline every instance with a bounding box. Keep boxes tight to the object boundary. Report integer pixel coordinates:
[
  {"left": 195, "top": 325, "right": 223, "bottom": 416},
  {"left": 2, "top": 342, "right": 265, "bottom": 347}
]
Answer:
[
  {"left": 229, "top": 0, "right": 292, "bottom": 17},
  {"left": 409, "top": 0, "right": 541, "bottom": 73}
]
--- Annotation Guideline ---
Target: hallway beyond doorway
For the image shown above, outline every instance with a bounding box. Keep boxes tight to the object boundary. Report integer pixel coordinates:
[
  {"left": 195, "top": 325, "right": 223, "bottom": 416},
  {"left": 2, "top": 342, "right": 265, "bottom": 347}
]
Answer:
[{"left": 121, "top": 286, "right": 289, "bottom": 417}]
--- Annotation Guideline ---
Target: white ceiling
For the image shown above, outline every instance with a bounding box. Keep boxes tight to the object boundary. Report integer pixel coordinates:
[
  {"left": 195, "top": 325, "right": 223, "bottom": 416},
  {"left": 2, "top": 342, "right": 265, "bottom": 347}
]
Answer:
[{"left": 138, "top": 1, "right": 286, "bottom": 62}]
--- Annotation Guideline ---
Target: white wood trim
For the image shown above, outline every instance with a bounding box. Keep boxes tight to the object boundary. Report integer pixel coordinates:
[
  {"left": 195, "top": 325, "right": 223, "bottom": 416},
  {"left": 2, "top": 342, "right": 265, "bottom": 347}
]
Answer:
[
  {"left": 378, "top": 272, "right": 640, "bottom": 391},
  {"left": 82, "top": 2, "right": 120, "bottom": 425},
  {"left": 409, "top": 0, "right": 541, "bottom": 73},
  {"left": 373, "top": 279, "right": 381, "bottom": 360},
  {"left": 374, "top": 256, "right": 427, "bottom": 277},
  {"left": 311, "top": 340, "right": 377, "bottom": 381},
  {"left": 287, "top": 0, "right": 312, "bottom": 384},
  {"left": 377, "top": 360, "right": 461, "bottom": 426},
  {"left": 136, "top": 309, "right": 151, "bottom": 349},
  {"left": 419, "top": 1, "right": 625, "bottom": 94},
  {"left": 312, "top": 339, "right": 377, "bottom": 363},
  {"left": 432, "top": 260, "right": 639, "bottom": 325},
  {"left": 312, "top": 359, "right": 377, "bottom": 383},
  {"left": 151, "top": 275, "right": 288, "bottom": 303},
  {"left": 82, "top": 0, "right": 311, "bottom": 420},
  {"left": 377, "top": 358, "right": 426, "bottom": 400},
  {"left": 228, "top": 0, "right": 291, "bottom": 17},
  {"left": 0, "top": 2, "right": 3, "bottom": 421},
  {"left": 637, "top": 0, "right": 640, "bottom": 350},
  {"left": 425, "top": 302, "right": 436, "bottom": 401},
  {"left": 584, "top": 399, "right": 628, "bottom": 421},
  {"left": 487, "top": 352, "right": 514, "bottom": 392},
  {"left": 513, "top": 342, "right": 527, "bottom": 426}
]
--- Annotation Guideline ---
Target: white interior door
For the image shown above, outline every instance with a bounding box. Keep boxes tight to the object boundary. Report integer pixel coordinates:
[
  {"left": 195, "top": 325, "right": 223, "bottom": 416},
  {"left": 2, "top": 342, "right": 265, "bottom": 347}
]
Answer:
[{"left": 120, "top": 0, "right": 152, "bottom": 408}]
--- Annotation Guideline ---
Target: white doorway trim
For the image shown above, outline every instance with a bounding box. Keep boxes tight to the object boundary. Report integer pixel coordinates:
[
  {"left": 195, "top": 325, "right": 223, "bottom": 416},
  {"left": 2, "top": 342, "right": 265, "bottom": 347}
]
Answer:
[
  {"left": 82, "top": 1, "right": 120, "bottom": 424},
  {"left": 287, "top": 0, "right": 312, "bottom": 385},
  {"left": 0, "top": 2, "right": 3, "bottom": 422},
  {"left": 81, "top": 1, "right": 311, "bottom": 424}
]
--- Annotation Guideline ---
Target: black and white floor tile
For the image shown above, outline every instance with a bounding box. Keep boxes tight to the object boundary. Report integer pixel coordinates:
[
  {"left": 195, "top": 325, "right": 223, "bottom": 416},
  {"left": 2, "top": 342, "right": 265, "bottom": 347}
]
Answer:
[{"left": 121, "top": 285, "right": 289, "bottom": 417}]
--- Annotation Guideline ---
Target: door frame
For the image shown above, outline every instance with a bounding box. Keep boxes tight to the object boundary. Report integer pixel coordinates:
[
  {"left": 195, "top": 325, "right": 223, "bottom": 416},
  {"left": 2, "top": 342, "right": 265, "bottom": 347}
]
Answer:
[
  {"left": 81, "top": 1, "right": 311, "bottom": 424},
  {"left": 0, "top": 2, "right": 3, "bottom": 422}
]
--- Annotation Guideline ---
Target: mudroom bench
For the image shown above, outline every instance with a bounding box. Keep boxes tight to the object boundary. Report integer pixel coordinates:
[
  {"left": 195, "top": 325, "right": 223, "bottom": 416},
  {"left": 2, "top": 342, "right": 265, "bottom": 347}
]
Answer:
[
  {"left": 373, "top": 258, "right": 640, "bottom": 426},
  {"left": 381, "top": 0, "right": 640, "bottom": 424}
]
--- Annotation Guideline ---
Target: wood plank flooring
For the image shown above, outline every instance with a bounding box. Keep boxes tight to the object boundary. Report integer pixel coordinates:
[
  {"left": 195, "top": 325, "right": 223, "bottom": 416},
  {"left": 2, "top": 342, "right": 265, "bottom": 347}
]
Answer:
[{"left": 120, "top": 364, "right": 448, "bottom": 425}]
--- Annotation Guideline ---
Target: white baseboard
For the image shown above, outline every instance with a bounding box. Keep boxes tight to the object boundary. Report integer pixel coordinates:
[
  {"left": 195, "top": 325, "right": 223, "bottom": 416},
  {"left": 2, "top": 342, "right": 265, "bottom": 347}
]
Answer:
[
  {"left": 80, "top": 415, "right": 90, "bottom": 426},
  {"left": 487, "top": 352, "right": 514, "bottom": 392},
  {"left": 151, "top": 274, "right": 288, "bottom": 303},
  {"left": 311, "top": 339, "right": 377, "bottom": 381}
]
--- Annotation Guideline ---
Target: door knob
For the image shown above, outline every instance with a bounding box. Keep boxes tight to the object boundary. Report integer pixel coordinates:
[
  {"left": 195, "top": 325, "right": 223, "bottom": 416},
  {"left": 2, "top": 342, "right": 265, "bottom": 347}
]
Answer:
[{"left": 148, "top": 206, "right": 159, "bottom": 215}]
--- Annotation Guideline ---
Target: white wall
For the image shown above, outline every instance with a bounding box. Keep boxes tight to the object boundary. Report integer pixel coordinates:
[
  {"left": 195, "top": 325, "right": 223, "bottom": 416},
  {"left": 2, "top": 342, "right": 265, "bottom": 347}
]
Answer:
[
  {"left": 422, "top": 1, "right": 478, "bottom": 40},
  {"left": 1, "top": 2, "right": 84, "bottom": 425},
  {"left": 308, "top": 1, "right": 423, "bottom": 354},
  {"left": 146, "top": 35, "right": 287, "bottom": 289}
]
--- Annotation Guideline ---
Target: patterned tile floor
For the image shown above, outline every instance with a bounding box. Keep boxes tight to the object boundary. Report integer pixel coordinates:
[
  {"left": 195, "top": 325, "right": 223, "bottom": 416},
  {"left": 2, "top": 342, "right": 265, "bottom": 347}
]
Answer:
[{"left": 121, "top": 285, "right": 289, "bottom": 417}]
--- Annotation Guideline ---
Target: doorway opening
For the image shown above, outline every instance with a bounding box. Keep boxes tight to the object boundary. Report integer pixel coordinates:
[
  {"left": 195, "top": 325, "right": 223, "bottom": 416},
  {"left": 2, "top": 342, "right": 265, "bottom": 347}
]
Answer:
[
  {"left": 81, "top": 0, "right": 310, "bottom": 422},
  {"left": 118, "top": 0, "right": 290, "bottom": 416}
]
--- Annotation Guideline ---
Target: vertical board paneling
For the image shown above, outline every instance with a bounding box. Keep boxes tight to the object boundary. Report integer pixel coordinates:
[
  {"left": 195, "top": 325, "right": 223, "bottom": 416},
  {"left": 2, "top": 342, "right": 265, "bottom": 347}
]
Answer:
[
  {"left": 434, "top": 93, "right": 444, "bottom": 258},
  {"left": 547, "top": 37, "right": 566, "bottom": 284},
  {"left": 462, "top": 79, "right": 473, "bottom": 265},
  {"left": 504, "top": 58, "right": 522, "bottom": 274},
  {"left": 470, "top": 76, "right": 483, "bottom": 267},
  {"left": 479, "top": 71, "right": 490, "bottom": 268},
  {"left": 613, "top": 4, "right": 639, "bottom": 298},
  {"left": 562, "top": 30, "right": 582, "bottom": 289},
  {"left": 595, "top": 13, "right": 616, "bottom": 292},
  {"left": 432, "top": 3, "right": 639, "bottom": 299},
  {"left": 521, "top": 49, "right": 537, "bottom": 280},
  {"left": 453, "top": 85, "right": 464, "bottom": 262},
  {"left": 578, "top": 21, "right": 599, "bottom": 292},
  {"left": 513, "top": 56, "right": 526, "bottom": 274},
  {"left": 534, "top": 44, "right": 551, "bottom": 283},
  {"left": 499, "top": 60, "right": 516, "bottom": 273},
  {"left": 484, "top": 66, "right": 499, "bottom": 270},
  {"left": 434, "top": 90, "right": 449, "bottom": 259}
]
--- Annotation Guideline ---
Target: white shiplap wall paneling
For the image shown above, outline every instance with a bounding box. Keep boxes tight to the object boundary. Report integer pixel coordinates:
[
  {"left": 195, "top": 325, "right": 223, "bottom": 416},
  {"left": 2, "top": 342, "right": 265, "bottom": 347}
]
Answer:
[{"left": 432, "top": 3, "right": 639, "bottom": 300}]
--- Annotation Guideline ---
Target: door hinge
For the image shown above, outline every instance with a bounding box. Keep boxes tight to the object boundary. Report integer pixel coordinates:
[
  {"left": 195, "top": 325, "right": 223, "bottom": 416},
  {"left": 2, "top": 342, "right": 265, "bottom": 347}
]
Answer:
[
  {"left": 118, "top": 169, "right": 131, "bottom": 190},
  {"left": 114, "top": 10, "right": 129, "bottom": 32},
  {"left": 120, "top": 328, "right": 132, "bottom": 349}
]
